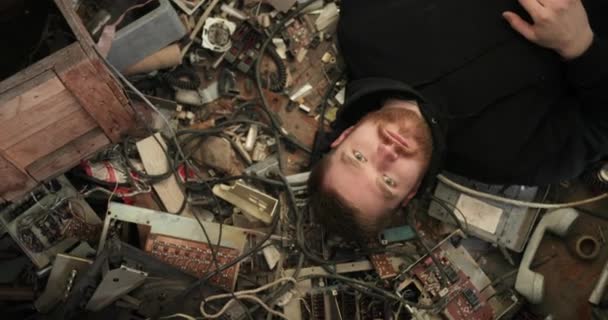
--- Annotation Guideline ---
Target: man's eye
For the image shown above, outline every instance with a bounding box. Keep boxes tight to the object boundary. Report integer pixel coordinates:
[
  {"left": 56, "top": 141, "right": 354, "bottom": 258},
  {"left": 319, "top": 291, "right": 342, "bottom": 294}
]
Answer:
[
  {"left": 383, "top": 175, "right": 397, "bottom": 187},
  {"left": 353, "top": 150, "right": 367, "bottom": 162}
]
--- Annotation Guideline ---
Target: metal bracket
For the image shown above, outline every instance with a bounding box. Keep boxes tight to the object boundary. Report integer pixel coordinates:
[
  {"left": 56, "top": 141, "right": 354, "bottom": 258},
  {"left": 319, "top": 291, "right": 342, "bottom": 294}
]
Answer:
[
  {"left": 35, "top": 254, "right": 93, "bottom": 313},
  {"left": 244, "top": 155, "right": 279, "bottom": 178},
  {"left": 86, "top": 265, "right": 148, "bottom": 311},
  {"left": 98, "top": 202, "right": 248, "bottom": 256},
  {"left": 212, "top": 180, "right": 278, "bottom": 224}
]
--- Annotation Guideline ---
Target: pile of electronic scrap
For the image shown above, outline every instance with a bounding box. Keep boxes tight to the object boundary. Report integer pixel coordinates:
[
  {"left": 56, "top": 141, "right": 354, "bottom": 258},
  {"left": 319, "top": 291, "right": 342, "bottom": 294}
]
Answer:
[{"left": 4, "top": 0, "right": 607, "bottom": 319}]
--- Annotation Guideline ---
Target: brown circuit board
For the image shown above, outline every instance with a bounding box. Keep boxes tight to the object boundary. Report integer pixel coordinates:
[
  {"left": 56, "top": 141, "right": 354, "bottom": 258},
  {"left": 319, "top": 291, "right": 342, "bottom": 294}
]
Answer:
[
  {"left": 144, "top": 233, "right": 241, "bottom": 291},
  {"left": 369, "top": 253, "right": 398, "bottom": 279},
  {"left": 408, "top": 253, "right": 495, "bottom": 320}
]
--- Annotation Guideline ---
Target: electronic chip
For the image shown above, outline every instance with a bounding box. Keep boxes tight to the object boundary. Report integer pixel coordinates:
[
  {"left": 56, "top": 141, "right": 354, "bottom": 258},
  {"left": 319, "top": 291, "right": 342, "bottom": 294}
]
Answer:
[{"left": 463, "top": 288, "right": 480, "bottom": 308}]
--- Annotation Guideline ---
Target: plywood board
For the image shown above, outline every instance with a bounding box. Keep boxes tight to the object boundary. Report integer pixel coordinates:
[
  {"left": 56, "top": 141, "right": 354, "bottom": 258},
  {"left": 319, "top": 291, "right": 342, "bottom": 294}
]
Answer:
[
  {"left": 57, "top": 59, "right": 133, "bottom": 143},
  {"left": 0, "top": 40, "right": 92, "bottom": 95},
  {"left": 0, "top": 88, "right": 82, "bottom": 150},
  {"left": 0, "top": 155, "right": 37, "bottom": 201},
  {"left": 0, "top": 71, "right": 62, "bottom": 110},
  {"left": 136, "top": 134, "right": 186, "bottom": 214},
  {"left": 26, "top": 128, "right": 110, "bottom": 180},
  {"left": 6, "top": 109, "right": 97, "bottom": 167}
]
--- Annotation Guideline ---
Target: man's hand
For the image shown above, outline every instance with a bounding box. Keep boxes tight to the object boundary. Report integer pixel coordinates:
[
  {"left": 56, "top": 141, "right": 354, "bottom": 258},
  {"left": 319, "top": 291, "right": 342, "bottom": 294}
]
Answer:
[{"left": 503, "top": 0, "right": 594, "bottom": 60}]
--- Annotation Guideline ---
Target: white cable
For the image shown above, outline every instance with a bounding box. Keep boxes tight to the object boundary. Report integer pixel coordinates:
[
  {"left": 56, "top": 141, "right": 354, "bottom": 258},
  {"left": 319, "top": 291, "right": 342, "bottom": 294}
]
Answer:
[
  {"left": 437, "top": 174, "right": 608, "bottom": 209},
  {"left": 199, "top": 277, "right": 296, "bottom": 319},
  {"left": 83, "top": 186, "right": 151, "bottom": 198},
  {"left": 146, "top": 313, "right": 201, "bottom": 320}
]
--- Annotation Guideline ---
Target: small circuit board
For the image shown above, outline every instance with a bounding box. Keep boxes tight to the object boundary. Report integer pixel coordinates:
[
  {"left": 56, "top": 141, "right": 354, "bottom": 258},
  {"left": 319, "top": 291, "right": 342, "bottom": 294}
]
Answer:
[
  {"left": 408, "top": 255, "right": 494, "bottom": 319},
  {"left": 0, "top": 176, "right": 102, "bottom": 268},
  {"left": 145, "top": 233, "right": 241, "bottom": 291},
  {"left": 395, "top": 232, "right": 515, "bottom": 320},
  {"left": 369, "top": 253, "right": 398, "bottom": 279}
]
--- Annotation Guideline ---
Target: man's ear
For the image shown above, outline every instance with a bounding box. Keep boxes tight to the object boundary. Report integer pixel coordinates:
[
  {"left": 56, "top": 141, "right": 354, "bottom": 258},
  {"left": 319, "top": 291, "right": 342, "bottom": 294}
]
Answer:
[
  {"left": 400, "top": 180, "right": 422, "bottom": 207},
  {"left": 330, "top": 126, "right": 354, "bottom": 148},
  {"left": 400, "top": 189, "right": 418, "bottom": 207}
]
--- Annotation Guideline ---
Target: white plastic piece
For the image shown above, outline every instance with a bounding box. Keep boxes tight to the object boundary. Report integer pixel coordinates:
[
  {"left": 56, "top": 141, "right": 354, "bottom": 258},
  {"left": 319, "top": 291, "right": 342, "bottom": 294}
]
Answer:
[
  {"left": 172, "top": 0, "right": 206, "bottom": 15},
  {"left": 175, "top": 90, "right": 202, "bottom": 106},
  {"left": 455, "top": 194, "right": 503, "bottom": 234},
  {"left": 262, "top": 244, "right": 281, "bottom": 270},
  {"left": 212, "top": 181, "right": 278, "bottom": 224},
  {"left": 263, "top": 14, "right": 272, "bottom": 27},
  {"left": 220, "top": 4, "right": 248, "bottom": 20},
  {"left": 590, "top": 259, "right": 608, "bottom": 304},
  {"left": 176, "top": 111, "right": 187, "bottom": 119},
  {"left": 298, "top": 104, "right": 311, "bottom": 113},
  {"left": 245, "top": 124, "right": 259, "bottom": 152},
  {"left": 295, "top": 48, "right": 308, "bottom": 63},
  {"left": 334, "top": 88, "right": 346, "bottom": 105},
  {"left": 202, "top": 17, "right": 236, "bottom": 52},
  {"left": 289, "top": 83, "right": 313, "bottom": 101},
  {"left": 315, "top": 3, "right": 339, "bottom": 32},
  {"left": 272, "top": 38, "right": 288, "bottom": 59},
  {"left": 515, "top": 209, "right": 579, "bottom": 303},
  {"left": 437, "top": 174, "right": 608, "bottom": 209},
  {"left": 321, "top": 52, "right": 334, "bottom": 63},
  {"left": 174, "top": 83, "right": 219, "bottom": 106}
]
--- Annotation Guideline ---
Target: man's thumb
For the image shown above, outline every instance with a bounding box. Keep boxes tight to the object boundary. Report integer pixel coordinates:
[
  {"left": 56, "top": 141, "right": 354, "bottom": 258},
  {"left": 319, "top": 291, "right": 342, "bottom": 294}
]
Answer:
[{"left": 503, "top": 11, "right": 536, "bottom": 42}]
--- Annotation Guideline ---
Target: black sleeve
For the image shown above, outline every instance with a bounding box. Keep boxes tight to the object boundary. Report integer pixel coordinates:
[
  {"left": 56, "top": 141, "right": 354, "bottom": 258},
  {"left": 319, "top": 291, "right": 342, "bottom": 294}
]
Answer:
[
  {"left": 566, "top": 36, "right": 608, "bottom": 108},
  {"left": 565, "top": 36, "right": 608, "bottom": 159}
]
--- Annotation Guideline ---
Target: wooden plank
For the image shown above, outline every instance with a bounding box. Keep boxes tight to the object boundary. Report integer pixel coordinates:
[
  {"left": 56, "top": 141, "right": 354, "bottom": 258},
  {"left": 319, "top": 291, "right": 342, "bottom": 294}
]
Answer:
[
  {"left": 0, "top": 155, "right": 37, "bottom": 201},
  {"left": 90, "top": 56, "right": 132, "bottom": 111},
  {"left": 57, "top": 59, "right": 133, "bottom": 143},
  {"left": 26, "top": 128, "right": 110, "bottom": 181},
  {"left": 0, "top": 87, "right": 81, "bottom": 147},
  {"left": 53, "top": 0, "right": 98, "bottom": 59},
  {"left": 136, "top": 134, "right": 186, "bottom": 214},
  {"left": 0, "top": 89, "right": 82, "bottom": 150},
  {"left": 0, "top": 43, "right": 83, "bottom": 95},
  {"left": 5, "top": 109, "right": 97, "bottom": 167},
  {"left": 0, "top": 71, "right": 61, "bottom": 108},
  {"left": 54, "top": 0, "right": 133, "bottom": 116}
]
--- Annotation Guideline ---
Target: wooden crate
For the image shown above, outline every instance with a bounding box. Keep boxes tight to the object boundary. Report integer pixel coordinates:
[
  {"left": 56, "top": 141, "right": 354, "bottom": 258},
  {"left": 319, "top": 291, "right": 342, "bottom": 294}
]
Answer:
[{"left": 0, "top": 0, "right": 134, "bottom": 201}]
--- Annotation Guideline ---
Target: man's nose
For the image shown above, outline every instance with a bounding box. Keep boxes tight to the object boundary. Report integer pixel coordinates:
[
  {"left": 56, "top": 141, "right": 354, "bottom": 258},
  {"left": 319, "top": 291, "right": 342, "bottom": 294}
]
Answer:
[{"left": 378, "top": 143, "right": 399, "bottom": 165}]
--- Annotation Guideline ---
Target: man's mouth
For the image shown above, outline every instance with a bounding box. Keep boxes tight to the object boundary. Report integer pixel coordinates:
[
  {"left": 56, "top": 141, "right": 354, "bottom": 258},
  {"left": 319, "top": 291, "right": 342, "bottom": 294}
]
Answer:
[{"left": 385, "top": 129, "right": 410, "bottom": 149}]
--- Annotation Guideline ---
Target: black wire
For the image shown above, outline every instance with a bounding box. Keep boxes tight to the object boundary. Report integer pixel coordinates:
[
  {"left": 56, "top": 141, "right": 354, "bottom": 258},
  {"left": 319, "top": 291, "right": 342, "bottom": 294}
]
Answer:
[
  {"left": 163, "top": 66, "right": 201, "bottom": 90},
  {"left": 95, "top": 38, "right": 252, "bottom": 318},
  {"left": 253, "top": 1, "right": 314, "bottom": 155},
  {"left": 311, "top": 70, "right": 344, "bottom": 166},
  {"left": 189, "top": 179, "right": 254, "bottom": 320},
  {"left": 176, "top": 196, "right": 283, "bottom": 301},
  {"left": 298, "top": 273, "right": 438, "bottom": 310},
  {"left": 118, "top": 74, "right": 238, "bottom": 315},
  {"left": 408, "top": 212, "right": 450, "bottom": 288},
  {"left": 234, "top": 133, "right": 305, "bottom": 318},
  {"left": 427, "top": 195, "right": 468, "bottom": 232},
  {"left": 264, "top": 46, "right": 287, "bottom": 93},
  {"left": 107, "top": 1, "right": 433, "bottom": 317}
]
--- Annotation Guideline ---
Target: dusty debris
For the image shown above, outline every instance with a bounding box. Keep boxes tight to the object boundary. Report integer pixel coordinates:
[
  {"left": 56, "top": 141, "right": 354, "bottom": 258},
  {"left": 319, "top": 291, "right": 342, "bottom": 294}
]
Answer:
[{"left": 193, "top": 136, "right": 246, "bottom": 176}]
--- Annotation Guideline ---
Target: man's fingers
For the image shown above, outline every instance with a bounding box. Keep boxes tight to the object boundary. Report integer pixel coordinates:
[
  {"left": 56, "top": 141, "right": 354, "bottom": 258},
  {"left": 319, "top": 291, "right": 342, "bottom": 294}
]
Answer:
[
  {"left": 518, "top": 0, "right": 546, "bottom": 19},
  {"left": 503, "top": 11, "right": 537, "bottom": 42}
]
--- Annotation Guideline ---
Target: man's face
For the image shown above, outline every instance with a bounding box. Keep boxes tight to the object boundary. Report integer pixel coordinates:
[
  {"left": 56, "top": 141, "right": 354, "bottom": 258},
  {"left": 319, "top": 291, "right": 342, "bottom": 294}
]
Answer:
[{"left": 322, "top": 106, "right": 430, "bottom": 219}]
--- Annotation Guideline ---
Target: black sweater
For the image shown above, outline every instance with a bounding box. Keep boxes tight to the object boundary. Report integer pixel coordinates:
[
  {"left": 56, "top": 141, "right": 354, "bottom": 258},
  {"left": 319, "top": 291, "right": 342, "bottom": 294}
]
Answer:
[{"left": 334, "top": 0, "right": 608, "bottom": 186}]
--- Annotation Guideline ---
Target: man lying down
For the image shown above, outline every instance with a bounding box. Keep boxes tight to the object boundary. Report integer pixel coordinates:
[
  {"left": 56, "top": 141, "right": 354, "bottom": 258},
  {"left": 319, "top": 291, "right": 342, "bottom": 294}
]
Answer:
[{"left": 308, "top": 0, "right": 608, "bottom": 241}]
